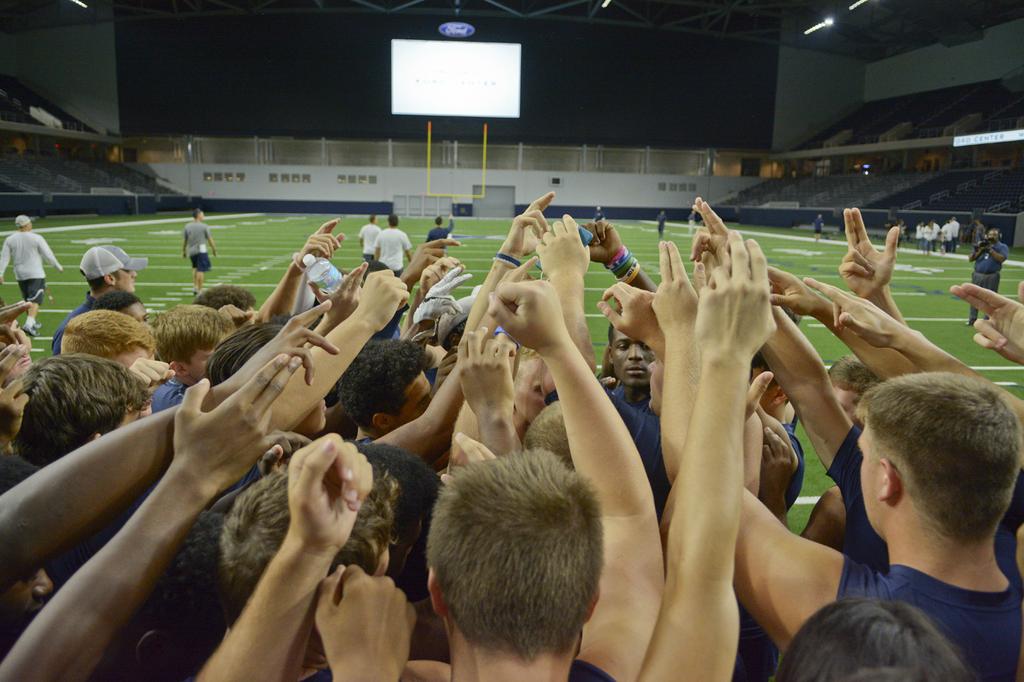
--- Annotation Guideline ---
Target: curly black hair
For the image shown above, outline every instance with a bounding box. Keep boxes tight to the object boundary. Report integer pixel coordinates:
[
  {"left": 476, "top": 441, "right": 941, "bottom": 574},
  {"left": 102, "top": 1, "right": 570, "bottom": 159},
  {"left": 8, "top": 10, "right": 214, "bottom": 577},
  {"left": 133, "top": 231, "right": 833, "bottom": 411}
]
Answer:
[
  {"left": 92, "top": 291, "right": 142, "bottom": 313},
  {"left": 357, "top": 441, "right": 439, "bottom": 545},
  {"left": 193, "top": 285, "right": 256, "bottom": 312},
  {"left": 339, "top": 340, "right": 429, "bottom": 429}
]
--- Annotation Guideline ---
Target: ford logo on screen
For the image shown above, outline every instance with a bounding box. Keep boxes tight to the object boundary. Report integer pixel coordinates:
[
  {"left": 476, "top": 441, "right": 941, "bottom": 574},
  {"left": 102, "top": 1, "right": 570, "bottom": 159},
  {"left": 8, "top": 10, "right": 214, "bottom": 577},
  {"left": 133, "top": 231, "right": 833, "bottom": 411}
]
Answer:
[{"left": 438, "top": 22, "right": 475, "bottom": 38}]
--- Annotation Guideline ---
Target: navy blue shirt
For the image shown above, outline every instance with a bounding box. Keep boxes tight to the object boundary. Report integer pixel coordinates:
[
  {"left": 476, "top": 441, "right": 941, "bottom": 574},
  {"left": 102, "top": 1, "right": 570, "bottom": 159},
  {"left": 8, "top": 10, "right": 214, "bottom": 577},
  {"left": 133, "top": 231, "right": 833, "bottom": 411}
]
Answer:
[
  {"left": 782, "top": 422, "right": 806, "bottom": 510},
  {"left": 609, "top": 385, "right": 653, "bottom": 415},
  {"left": 975, "top": 241, "right": 1009, "bottom": 274},
  {"left": 51, "top": 292, "right": 96, "bottom": 355},
  {"left": 657, "top": 214, "right": 666, "bottom": 228},
  {"left": 828, "top": 425, "right": 1024, "bottom": 590},
  {"left": 813, "top": 216, "right": 824, "bottom": 231},
  {"left": 151, "top": 378, "right": 188, "bottom": 413},
  {"left": 604, "top": 388, "right": 670, "bottom": 520},
  {"left": 426, "top": 226, "right": 452, "bottom": 242},
  {"left": 839, "top": 560, "right": 1021, "bottom": 682}
]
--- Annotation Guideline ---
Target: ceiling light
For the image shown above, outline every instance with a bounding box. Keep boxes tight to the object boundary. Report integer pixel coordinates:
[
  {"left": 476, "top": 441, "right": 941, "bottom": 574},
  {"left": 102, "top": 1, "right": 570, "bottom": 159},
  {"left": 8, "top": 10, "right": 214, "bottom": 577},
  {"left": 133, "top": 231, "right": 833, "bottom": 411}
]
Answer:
[
  {"left": 601, "top": 0, "right": 611, "bottom": 8},
  {"left": 848, "top": 0, "right": 870, "bottom": 9},
  {"left": 804, "top": 17, "right": 833, "bottom": 34},
  {"left": 67, "top": 0, "right": 88, "bottom": 7}
]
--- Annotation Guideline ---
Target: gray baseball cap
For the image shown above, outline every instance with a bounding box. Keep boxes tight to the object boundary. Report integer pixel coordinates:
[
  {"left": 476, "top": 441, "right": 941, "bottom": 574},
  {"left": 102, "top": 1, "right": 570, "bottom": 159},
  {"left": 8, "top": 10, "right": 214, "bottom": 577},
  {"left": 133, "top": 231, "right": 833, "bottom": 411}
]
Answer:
[
  {"left": 79, "top": 245, "right": 148, "bottom": 279},
  {"left": 14, "top": 215, "right": 31, "bottom": 228}
]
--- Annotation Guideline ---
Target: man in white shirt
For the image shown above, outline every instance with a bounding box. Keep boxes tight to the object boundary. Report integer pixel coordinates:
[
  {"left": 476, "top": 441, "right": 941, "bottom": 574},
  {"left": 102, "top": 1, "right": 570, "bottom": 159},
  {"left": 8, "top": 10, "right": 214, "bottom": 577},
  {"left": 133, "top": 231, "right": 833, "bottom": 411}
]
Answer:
[
  {"left": 0, "top": 215, "right": 62, "bottom": 336},
  {"left": 942, "top": 216, "right": 961, "bottom": 254},
  {"left": 357, "top": 214, "right": 381, "bottom": 263},
  {"left": 373, "top": 214, "right": 413, "bottom": 275},
  {"left": 925, "top": 220, "right": 940, "bottom": 256}
]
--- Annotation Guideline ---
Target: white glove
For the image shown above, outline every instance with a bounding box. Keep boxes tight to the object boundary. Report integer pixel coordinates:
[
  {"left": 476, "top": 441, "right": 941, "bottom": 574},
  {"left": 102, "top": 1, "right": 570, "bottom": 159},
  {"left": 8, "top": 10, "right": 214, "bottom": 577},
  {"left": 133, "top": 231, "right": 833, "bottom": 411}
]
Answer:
[{"left": 413, "top": 266, "right": 473, "bottom": 325}]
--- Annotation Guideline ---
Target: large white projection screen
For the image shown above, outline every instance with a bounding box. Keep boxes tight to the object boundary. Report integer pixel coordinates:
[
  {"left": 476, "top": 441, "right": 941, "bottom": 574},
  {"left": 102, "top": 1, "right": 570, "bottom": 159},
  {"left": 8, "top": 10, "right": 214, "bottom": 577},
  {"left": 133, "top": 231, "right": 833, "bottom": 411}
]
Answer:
[{"left": 391, "top": 39, "right": 521, "bottom": 118}]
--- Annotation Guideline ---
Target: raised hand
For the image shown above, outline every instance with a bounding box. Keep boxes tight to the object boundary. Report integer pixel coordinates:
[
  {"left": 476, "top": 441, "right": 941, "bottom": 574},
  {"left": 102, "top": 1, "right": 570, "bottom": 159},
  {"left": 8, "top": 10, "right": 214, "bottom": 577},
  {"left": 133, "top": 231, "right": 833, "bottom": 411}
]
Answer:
[
  {"left": 312, "top": 262, "right": 368, "bottom": 333},
  {"left": 689, "top": 197, "right": 730, "bottom": 264},
  {"left": 404, "top": 239, "right": 462, "bottom": 287},
  {"left": 449, "top": 431, "right": 498, "bottom": 469},
  {"left": 500, "top": 192, "right": 555, "bottom": 258},
  {"left": 951, "top": 281, "right": 1024, "bottom": 364},
  {"left": 419, "top": 256, "right": 464, "bottom": 296},
  {"left": 652, "top": 241, "right": 699, "bottom": 336},
  {"left": 258, "top": 431, "right": 312, "bottom": 476},
  {"left": 351, "top": 270, "right": 410, "bottom": 333},
  {"left": 804, "top": 277, "right": 903, "bottom": 347},
  {"left": 536, "top": 215, "right": 590, "bottom": 280},
  {"left": 286, "top": 434, "right": 373, "bottom": 555},
  {"left": 599, "top": 283, "right": 663, "bottom": 352},
  {"left": 129, "top": 358, "right": 174, "bottom": 390},
  {"left": 0, "top": 345, "right": 28, "bottom": 444},
  {"left": 240, "top": 301, "right": 339, "bottom": 386},
  {"left": 314, "top": 565, "right": 416, "bottom": 681},
  {"left": 219, "top": 303, "right": 255, "bottom": 329},
  {"left": 414, "top": 263, "right": 473, "bottom": 325},
  {"left": 172, "top": 354, "right": 301, "bottom": 496},
  {"left": 294, "top": 218, "right": 344, "bottom": 268},
  {"left": 766, "top": 266, "right": 831, "bottom": 319},
  {"left": 458, "top": 326, "right": 516, "bottom": 417},
  {"left": 0, "top": 301, "right": 30, "bottom": 326},
  {"left": 696, "top": 233, "right": 775, "bottom": 361},
  {"left": 746, "top": 371, "right": 774, "bottom": 420},
  {"left": 758, "top": 423, "right": 798, "bottom": 518},
  {"left": 588, "top": 220, "right": 624, "bottom": 265},
  {"left": 840, "top": 208, "right": 899, "bottom": 300},
  {"left": 486, "top": 279, "right": 571, "bottom": 355}
]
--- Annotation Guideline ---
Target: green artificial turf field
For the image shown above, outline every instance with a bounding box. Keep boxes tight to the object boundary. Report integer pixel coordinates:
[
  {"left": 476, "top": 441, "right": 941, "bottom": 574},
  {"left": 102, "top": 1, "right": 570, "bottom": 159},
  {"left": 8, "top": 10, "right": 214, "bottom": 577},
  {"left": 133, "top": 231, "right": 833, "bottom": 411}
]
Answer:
[{"left": 7, "top": 210, "right": 1023, "bottom": 532}]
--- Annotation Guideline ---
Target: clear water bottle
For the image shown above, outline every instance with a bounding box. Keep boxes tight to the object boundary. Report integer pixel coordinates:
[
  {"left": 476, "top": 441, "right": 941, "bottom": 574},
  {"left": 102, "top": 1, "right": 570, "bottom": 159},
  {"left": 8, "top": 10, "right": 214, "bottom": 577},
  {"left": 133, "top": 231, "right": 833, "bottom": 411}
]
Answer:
[{"left": 302, "top": 254, "right": 343, "bottom": 293}]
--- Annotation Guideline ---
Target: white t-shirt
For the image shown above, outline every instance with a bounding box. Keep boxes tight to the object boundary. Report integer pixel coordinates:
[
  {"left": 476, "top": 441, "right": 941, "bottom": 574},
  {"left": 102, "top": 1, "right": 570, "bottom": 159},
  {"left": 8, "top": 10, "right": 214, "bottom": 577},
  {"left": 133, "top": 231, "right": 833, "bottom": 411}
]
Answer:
[
  {"left": 374, "top": 228, "right": 412, "bottom": 271},
  {"left": 358, "top": 223, "right": 381, "bottom": 255},
  {"left": 948, "top": 219, "right": 960, "bottom": 240},
  {"left": 915, "top": 224, "right": 924, "bottom": 239}
]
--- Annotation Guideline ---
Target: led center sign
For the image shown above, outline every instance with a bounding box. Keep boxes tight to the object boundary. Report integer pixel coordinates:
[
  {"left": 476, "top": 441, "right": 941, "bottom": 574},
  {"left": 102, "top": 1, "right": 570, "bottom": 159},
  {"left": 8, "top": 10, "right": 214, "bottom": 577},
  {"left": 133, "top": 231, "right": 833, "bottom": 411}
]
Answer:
[
  {"left": 953, "top": 129, "right": 1024, "bottom": 148},
  {"left": 439, "top": 22, "right": 475, "bottom": 38}
]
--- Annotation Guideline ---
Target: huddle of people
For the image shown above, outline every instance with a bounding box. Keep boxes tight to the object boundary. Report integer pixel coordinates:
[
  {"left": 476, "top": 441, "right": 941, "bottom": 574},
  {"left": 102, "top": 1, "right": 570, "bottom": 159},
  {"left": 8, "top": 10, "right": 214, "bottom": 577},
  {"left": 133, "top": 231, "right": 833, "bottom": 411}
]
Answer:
[
  {"left": 1, "top": 192, "right": 1024, "bottom": 682},
  {"left": 914, "top": 216, "right": 965, "bottom": 255}
]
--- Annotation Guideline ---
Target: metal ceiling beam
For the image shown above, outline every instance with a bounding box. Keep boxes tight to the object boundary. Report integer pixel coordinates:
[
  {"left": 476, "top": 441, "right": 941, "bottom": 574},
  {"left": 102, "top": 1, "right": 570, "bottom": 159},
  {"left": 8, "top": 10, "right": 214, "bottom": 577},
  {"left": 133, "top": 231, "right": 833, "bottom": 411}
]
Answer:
[
  {"left": 479, "top": 0, "right": 523, "bottom": 16},
  {"left": 527, "top": 0, "right": 587, "bottom": 18}
]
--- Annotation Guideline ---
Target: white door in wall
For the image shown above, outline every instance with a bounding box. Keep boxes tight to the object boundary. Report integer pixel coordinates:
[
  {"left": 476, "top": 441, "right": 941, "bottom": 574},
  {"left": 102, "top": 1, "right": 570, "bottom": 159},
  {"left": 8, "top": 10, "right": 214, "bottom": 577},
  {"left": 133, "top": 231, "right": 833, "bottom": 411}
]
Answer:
[
  {"left": 393, "top": 195, "right": 408, "bottom": 215},
  {"left": 472, "top": 185, "right": 515, "bottom": 218},
  {"left": 393, "top": 195, "right": 454, "bottom": 217}
]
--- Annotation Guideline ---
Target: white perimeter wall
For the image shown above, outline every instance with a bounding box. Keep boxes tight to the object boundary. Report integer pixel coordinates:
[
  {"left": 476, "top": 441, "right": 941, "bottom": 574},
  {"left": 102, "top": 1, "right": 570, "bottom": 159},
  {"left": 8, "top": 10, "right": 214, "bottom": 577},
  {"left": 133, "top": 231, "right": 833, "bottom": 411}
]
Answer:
[{"left": 145, "top": 163, "right": 762, "bottom": 208}]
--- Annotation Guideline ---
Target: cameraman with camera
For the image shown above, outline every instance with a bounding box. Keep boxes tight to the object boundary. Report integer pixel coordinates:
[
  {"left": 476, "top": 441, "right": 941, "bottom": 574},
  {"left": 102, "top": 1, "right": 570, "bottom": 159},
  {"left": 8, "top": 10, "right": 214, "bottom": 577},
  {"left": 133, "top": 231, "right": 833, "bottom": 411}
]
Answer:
[{"left": 967, "top": 227, "right": 1009, "bottom": 326}]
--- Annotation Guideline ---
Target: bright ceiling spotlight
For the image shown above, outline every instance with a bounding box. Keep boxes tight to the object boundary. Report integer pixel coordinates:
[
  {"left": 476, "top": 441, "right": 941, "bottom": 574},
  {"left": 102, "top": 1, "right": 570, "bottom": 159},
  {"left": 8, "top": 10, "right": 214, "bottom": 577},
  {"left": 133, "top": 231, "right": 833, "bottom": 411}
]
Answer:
[
  {"left": 804, "top": 17, "right": 834, "bottom": 34},
  {"left": 849, "top": 0, "right": 871, "bottom": 10}
]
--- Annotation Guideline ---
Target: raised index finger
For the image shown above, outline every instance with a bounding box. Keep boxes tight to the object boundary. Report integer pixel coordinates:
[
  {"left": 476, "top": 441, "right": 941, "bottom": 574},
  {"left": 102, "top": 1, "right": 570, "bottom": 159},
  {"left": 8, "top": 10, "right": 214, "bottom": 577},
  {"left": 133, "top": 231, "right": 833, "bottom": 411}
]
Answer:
[
  {"left": 695, "top": 197, "right": 728, "bottom": 237},
  {"left": 317, "top": 218, "right": 340, "bottom": 235},
  {"left": 803, "top": 277, "right": 848, "bottom": 303}
]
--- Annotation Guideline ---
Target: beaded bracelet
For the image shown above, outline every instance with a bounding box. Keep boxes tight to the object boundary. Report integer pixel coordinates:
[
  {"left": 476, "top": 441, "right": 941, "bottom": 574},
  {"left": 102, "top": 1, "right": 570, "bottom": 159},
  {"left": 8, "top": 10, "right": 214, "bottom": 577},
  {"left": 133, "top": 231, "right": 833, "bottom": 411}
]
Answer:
[{"left": 494, "top": 252, "right": 521, "bottom": 268}]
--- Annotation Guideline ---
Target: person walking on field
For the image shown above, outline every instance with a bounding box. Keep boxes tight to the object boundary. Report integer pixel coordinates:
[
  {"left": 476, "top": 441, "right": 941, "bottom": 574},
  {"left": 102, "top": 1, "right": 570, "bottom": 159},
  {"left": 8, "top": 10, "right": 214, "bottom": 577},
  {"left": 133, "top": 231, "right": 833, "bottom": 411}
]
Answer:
[
  {"left": 0, "top": 214, "right": 62, "bottom": 337},
  {"left": 183, "top": 208, "right": 218, "bottom": 295}
]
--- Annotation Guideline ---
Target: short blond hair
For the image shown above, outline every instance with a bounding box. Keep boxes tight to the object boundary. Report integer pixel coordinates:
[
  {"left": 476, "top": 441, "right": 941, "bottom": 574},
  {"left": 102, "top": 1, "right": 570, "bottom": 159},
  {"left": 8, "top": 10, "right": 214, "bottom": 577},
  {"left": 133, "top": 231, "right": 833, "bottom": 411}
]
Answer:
[
  {"left": 151, "top": 304, "right": 233, "bottom": 363},
  {"left": 523, "top": 402, "right": 573, "bottom": 468},
  {"left": 828, "top": 355, "right": 882, "bottom": 397},
  {"left": 858, "top": 372, "right": 1021, "bottom": 541},
  {"left": 427, "top": 449, "right": 602, "bottom": 660},
  {"left": 61, "top": 310, "right": 155, "bottom": 360}
]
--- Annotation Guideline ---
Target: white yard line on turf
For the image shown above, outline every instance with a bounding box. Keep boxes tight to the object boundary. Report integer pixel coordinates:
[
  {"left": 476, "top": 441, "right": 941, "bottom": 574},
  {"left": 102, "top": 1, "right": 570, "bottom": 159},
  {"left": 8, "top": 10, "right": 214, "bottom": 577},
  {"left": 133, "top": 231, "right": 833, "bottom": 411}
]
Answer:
[
  {"left": 2, "top": 213, "right": 263, "bottom": 236},
  {"left": 795, "top": 496, "right": 821, "bottom": 506}
]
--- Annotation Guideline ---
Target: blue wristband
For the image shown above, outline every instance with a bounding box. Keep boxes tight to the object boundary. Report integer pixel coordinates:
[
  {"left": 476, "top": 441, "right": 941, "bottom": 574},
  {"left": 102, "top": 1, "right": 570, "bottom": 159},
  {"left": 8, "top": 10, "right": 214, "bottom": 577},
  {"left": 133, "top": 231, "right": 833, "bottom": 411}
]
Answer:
[
  {"left": 493, "top": 325, "right": 521, "bottom": 349},
  {"left": 494, "top": 252, "right": 521, "bottom": 268}
]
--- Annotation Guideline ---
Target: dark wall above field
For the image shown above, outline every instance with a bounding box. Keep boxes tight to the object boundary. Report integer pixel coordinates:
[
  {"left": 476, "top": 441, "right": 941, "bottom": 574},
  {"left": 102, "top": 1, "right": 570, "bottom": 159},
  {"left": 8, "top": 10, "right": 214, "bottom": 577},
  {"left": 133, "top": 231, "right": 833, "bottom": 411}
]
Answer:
[{"left": 114, "top": 15, "right": 779, "bottom": 149}]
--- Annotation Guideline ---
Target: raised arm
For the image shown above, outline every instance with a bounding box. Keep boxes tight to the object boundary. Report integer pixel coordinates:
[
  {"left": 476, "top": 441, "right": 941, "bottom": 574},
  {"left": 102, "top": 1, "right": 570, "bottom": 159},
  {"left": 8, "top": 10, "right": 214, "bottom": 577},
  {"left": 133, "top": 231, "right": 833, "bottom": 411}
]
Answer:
[
  {"left": 0, "top": 315, "right": 339, "bottom": 592},
  {"left": 641, "top": 234, "right": 776, "bottom": 681},
  {"left": 0, "top": 357, "right": 299, "bottom": 682},
  {"left": 488, "top": 276, "right": 662, "bottom": 681},
  {"left": 258, "top": 219, "right": 342, "bottom": 323},
  {"left": 839, "top": 208, "right": 905, "bottom": 325},
  {"left": 536, "top": 214, "right": 596, "bottom": 371},
  {"left": 198, "top": 436, "right": 374, "bottom": 682},
  {"left": 760, "top": 304, "right": 852, "bottom": 470},
  {"left": 588, "top": 220, "right": 657, "bottom": 292}
]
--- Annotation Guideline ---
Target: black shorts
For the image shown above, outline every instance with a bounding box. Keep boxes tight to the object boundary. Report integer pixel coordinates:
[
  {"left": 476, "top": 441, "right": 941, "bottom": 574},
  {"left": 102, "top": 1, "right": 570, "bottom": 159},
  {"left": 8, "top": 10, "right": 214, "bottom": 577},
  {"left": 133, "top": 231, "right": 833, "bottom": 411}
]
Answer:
[
  {"left": 190, "top": 253, "right": 212, "bottom": 272},
  {"left": 18, "top": 278, "right": 45, "bottom": 303}
]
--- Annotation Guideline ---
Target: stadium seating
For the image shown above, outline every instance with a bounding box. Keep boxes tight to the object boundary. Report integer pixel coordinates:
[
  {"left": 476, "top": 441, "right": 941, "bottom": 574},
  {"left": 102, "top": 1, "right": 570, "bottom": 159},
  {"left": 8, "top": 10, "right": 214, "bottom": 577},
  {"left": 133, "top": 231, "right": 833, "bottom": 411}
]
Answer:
[
  {"left": 866, "top": 169, "right": 1024, "bottom": 213},
  {"left": 0, "top": 74, "right": 93, "bottom": 133},
  {"left": 0, "top": 154, "right": 180, "bottom": 195},
  {"left": 800, "top": 81, "right": 1020, "bottom": 149},
  {"left": 722, "top": 172, "right": 938, "bottom": 210}
]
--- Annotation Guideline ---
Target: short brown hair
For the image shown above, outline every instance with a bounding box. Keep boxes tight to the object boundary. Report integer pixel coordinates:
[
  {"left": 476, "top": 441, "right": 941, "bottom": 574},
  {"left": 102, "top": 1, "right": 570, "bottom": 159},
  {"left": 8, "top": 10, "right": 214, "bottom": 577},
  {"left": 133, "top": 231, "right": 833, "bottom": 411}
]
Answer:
[
  {"left": 829, "top": 356, "right": 882, "bottom": 397},
  {"left": 151, "top": 305, "right": 233, "bottom": 363},
  {"left": 218, "top": 469, "right": 397, "bottom": 624},
  {"left": 523, "top": 403, "right": 572, "bottom": 468},
  {"left": 858, "top": 373, "right": 1021, "bottom": 541},
  {"left": 427, "top": 449, "right": 603, "bottom": 660},
  {"left": 193, "top": 285, "right": 256, "bottom": 312},
  {"left": 15, "top": 354, "right": 149, "bottom": 467},
  {"left": 61, "top": 310, "right": 155, "bottom": 360}
]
